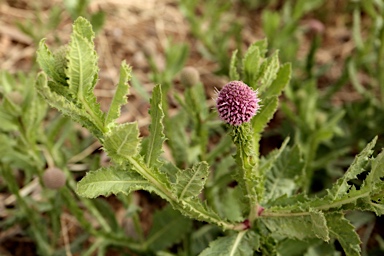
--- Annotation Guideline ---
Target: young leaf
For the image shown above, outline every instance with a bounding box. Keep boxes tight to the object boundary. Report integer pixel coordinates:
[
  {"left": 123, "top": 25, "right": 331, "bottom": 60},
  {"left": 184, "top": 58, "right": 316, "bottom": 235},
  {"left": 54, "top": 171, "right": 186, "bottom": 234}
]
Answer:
[
  {"left": 146, "top": 205, "right": 192, "bottom": 251},
  {"left": 66, "top": 17, "right": 105, "bottom": 131},
  {"left": 326, "top": 212, "right": 361, "bottom": 256},
  {"left": 264, "top": 62, "right": 291, "bottom": 98},
  {"left": 142, "top": 84, "right": 166, "bottom": 167},
  {"left": 256, "top": 51, "right": 280, "bottom": 93},
  {"left": 35, "top": 72, "right": 103, "bottom": 139},
  {"left": 199, "top": 231, "right": 259, "bottom": 256},
  {"left": 103, "top": 122, "right": 141, "bottom": 163},
  {"left": 36, "top": 39, "right": 68, "bottom": 86},
  {"left": 66, "top": 17, "right": 97, "bottom": 97},
  {"left": 173, "top": 162, "right": 209, "bottom": 199},
  {"left": 105, "top": 61, "right": 132, "bottom": 127},
  {"left": 76, "top": 166, "right": 153, "bottom": 198},
  {"left": 251, "top": 96, "right": 278, "bottom": 135}
]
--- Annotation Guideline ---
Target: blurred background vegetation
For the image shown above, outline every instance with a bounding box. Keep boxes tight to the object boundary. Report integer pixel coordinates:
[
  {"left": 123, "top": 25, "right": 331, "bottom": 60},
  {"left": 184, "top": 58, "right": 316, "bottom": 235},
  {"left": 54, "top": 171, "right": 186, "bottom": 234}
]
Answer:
[{"left": 1, "top": 0, "right": 384, "bottom": 255}]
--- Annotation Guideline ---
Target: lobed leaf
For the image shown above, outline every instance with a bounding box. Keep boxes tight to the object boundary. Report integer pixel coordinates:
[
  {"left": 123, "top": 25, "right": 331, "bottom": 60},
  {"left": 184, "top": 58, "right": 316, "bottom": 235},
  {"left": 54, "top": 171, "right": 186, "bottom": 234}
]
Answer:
[
  {"left": 259, "top": 209, "right": 329, "bottom": 241},
  {"left": 199, "top": 231, "right": 259, "bottom": 256},
  {"left": 256, "top": 51, "right": 280, "bottom": 94},
  {"left": 66, "top": 17, "right": 105, "bottom": 131},
  {"left": 35, "top": 72, "right": 103, "bottom": 139},
  {"left": 36, "top": 39, "right": 68, "bottom": 86},
  {"left": 173, "top": 162, "right": 210, "bottom": 199},
  {"left": 105, "top": 61, "right": 132, "bottom": 127},
  {"left": 326, "top": 212, "right": 361, "bottom": 256},
  {"left": 76, "top": 166, "right": 153, "bottom": 198},
  {"left": 146, "top": 205, "right": 192, "bottom": 251},
  {"left": 263, "top": 144, "right": 305, "bottom": 203},
  {"left": 142, "top": 84, "right": 166, "bottom": 167},
  {"left": 103, "top": 122, "right": 141, "bottom": 164}
]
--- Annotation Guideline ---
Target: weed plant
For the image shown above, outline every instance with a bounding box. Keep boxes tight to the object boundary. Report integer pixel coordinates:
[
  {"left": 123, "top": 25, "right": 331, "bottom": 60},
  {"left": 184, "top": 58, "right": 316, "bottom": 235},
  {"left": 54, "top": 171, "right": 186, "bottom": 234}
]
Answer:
[{"left": 32, "top": 17, "right": 384, "bottom": 255}]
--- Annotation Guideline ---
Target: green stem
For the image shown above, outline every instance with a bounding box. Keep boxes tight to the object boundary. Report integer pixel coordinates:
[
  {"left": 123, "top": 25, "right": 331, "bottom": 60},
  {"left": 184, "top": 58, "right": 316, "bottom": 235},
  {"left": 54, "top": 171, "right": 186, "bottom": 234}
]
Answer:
[
  {"left": 127, "top": 156, "right": 246, "bottom": 231},
  {"left": 261, "top": 191, "right": 371, "bottom": 218}
]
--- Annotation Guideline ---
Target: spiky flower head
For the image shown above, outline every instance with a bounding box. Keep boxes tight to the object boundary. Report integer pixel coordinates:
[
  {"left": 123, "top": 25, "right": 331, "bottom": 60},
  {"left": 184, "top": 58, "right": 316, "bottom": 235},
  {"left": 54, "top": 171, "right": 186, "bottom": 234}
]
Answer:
[{"left": 216, "top": 81, "right": 260, "bottom": 126}]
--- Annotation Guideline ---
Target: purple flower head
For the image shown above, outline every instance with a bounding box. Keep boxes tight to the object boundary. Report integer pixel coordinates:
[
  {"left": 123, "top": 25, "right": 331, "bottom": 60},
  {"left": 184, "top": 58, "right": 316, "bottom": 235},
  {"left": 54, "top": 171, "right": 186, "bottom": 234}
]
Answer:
[{"left": 216, "top": 81, "right": 260, "bottom": 126}]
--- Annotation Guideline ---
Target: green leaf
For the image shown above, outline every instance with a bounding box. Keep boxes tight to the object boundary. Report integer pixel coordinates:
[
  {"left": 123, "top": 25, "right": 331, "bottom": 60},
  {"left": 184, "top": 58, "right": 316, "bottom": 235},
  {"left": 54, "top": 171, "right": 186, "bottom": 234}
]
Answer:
[
  {"left": 257, "top": 51, "right": 280, "bottom": 93},
  {"left": 35, "top": 72, "right": 103, "bottom": 139},
  {"left": 199, "top": 231, "right": 259, "bottom": 256},
  {"left": 104, "top": 122, "right": 141, "bottom": 163},
  {"left": 327, "top": 136, "right": 376, "bottom": 201},
  {"left": 176, "top": 198, "right": 226, "bottom": 229},
  {"left": 37, "top": 39, "right": 68, "bottom": 86},
  {"left": 143, "top": 84, "right": 166, "bottom": 167},
  {"left": 242, "top": 39, "right": 268, "bottom": 89},
  {"left": 263, "top": 144, "right": 305, "bottom": 203},
  {"left": 76, "top": 165, "right": 153, "bottom": 198},
  {"left": 326, "top": 213, "right": 361, "bottom": 256},
  {"left": 146, "top": 205, "right": 192, "bottom": 251},
  {"left": 365, "top": 148, "right": 384, "bottom": 190},
  {"left": 264, "top": 63, "right": 291, "bottom": 98},
  {"left": 173, "top": 162, "right": 209, "bottom": 199},
  {"left": 243, "top": 46, "right": 261, "bottom": 88},
  {"left": 105, "top": 61, "right": 132, "bottom": 126},
  {"left": 251, "top": 97, "right": 278, "bottom": 135},
  {"left": 259, "top": 209, "right": 329, "bottom": 241},
  {"left": 66, "top": 17, "right": 105, "bottom": 131}
]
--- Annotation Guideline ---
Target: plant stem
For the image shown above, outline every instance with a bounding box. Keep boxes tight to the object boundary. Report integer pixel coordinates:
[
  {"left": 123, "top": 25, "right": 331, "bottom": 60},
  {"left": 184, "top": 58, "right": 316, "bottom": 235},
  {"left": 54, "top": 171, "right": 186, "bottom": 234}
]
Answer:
[{"left": 127, "top": 156, "right": 246, "bottom": 231}]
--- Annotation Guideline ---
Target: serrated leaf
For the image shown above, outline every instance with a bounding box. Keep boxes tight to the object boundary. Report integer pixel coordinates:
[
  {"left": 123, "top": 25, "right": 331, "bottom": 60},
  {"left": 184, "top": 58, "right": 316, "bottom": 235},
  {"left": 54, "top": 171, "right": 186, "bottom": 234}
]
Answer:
[
  {"left": 326, "top": 213, "right": 361, "bottom": 256},
  {"left": 67, "top": 18, "right": 97, "bottom": 96},
  {"left": 242, "top": 39, "right": 268, "bottom": 89},
  {"left": 260, "top": 209, "right": 329, "bottom": 241},
  {"left": 76, "top": 165, "right": 153, "bottom": 198},
  {"left": 243, "top": 46, "right": 261, "bottom": 88},
  {"left": 35, "top": 72, "right": 103, "bottom": 139},
  {"left": 263, "top": 144, "right": 304, "bottom": 202},
  {"left": 73, "top": 16, "right": 95, "bottom": 42},
  {"left": 199, "top": 231, "right": 259, "bottom": 256},
  {"left": 104, "top": 122, "right": 140, "bottom": 163},
  {"left": 37, "top": 39, "right": 68, "bottom": 86},
  {"left": 257, "top": 51, "right": 280, "bottom": 93},
  {"left": 143, "top": 84, "right": 166, "bottom": 167},
  {"left": 251, "top": 96, "right": 278, "bottom": 135},
  {"left": 328, "top": 136, "right": 376, "bottom": 200},
  {"left": 146, "top": 205, "right": 192, "bottom": 251},
  {"left": 176, "top": 198, "right": 224, "bottom": 228},
  {"left": 365, "top": 147, "right": 384, "bottom": 189},
  {"left": 105, "top": 61, "right": 131, "bottom": 126},
  {"left": 264, "top": 63, "right": 291, "bottom": 98},
  {"left": 173, "top": 162, "right": 209, "bottom": 199},
  {"left": 66, "top": 17, "right": 105, "bottom": 131}
]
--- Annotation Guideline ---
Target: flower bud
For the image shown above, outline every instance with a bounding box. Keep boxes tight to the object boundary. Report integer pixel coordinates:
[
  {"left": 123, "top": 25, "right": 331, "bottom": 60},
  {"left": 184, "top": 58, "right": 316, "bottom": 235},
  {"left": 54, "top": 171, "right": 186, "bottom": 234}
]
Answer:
[
  {"left": 42, "top": 167, "right": 66, "bottom": 190},
  {"left": 180, "top": 66, "right": 200, "bottom": 88},
  {"left": 216, "top": 81, "right": 260, "bottom": 126}
]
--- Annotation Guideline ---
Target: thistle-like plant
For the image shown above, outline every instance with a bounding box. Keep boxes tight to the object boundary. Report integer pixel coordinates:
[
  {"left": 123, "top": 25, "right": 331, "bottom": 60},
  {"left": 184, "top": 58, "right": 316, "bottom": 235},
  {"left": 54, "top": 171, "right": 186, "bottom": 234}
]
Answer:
[{"left": 36, "top": 17, "right": 384, "bottom": 255}]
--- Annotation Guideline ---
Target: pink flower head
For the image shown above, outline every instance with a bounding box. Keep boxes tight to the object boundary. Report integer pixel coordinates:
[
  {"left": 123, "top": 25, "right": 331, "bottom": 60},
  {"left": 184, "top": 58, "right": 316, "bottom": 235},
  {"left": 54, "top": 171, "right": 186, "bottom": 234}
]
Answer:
[{"left": 216, "top": 81, "right": 260, "bottom": 126}]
